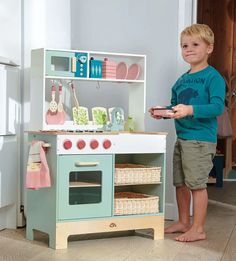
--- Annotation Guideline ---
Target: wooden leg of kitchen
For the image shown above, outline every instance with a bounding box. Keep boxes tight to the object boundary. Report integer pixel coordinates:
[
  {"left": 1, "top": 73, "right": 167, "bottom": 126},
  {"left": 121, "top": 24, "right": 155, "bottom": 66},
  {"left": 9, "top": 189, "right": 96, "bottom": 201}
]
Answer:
[
  {"left": 53, "top": 226, "right": 68, "bottom": 249},
  {"left": 153, "top": 216, "right": 164, "bottom": 240}
]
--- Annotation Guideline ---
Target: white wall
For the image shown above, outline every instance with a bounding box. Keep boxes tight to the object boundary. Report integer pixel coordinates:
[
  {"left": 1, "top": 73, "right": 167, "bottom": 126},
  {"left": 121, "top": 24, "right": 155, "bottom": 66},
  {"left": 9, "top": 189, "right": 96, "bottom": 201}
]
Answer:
[
  {"left": 0, "top": 0, "right": 21, "bottom": 64},
  {"left": 70, "top": 0, "right": 179, "bottom": 219},
  {"left": 0, "top": 0, "right": 71, "bottom": 227},
  {"left": 22, "top": 0, "right": 71, "bottom": 213}
]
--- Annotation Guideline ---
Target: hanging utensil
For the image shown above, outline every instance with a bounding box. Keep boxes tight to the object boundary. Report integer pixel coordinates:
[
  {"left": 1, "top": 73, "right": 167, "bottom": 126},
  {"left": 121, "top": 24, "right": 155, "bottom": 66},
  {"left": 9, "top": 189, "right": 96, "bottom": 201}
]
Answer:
[
  {"left": 70, "top": 82, "right": 89, "bottom": 125},
  {"left": 49, "top": 84, "right": 57, "bottom": 113},
  {"left": 57, "top": 82, "right": 66, "bottom": 124},
  {"left": 46, "top": 82, "right": 65, "bottom": 125}
]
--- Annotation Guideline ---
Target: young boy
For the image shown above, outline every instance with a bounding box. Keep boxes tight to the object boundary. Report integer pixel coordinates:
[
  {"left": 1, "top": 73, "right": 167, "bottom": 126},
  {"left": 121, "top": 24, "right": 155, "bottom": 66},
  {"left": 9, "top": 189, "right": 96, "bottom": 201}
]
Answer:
[{"left": 150, "top": 24, "right": 225, "bottom": 242}]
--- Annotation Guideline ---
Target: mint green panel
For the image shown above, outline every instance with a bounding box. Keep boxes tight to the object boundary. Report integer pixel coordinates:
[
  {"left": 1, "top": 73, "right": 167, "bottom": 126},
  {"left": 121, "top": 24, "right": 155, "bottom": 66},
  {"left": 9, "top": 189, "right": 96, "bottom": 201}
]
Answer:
[
  {"left": 57, "top": 154, "right": 113, "bottom": 220},
  {"left": 46, "top": 50, "right": 75, "bottom": 77}
]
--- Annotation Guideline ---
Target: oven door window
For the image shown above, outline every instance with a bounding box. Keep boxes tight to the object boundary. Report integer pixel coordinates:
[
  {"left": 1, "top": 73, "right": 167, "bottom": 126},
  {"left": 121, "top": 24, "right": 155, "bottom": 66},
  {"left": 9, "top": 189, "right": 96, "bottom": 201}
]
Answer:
[{"left": 69, "top": 171, "right": 102, "bottom": 205}]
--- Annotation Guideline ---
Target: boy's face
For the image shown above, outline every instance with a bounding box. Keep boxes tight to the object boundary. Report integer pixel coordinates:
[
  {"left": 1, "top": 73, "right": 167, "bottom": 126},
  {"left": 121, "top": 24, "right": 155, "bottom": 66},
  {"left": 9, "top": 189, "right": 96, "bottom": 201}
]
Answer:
[{"left": 181, "top": 35, "right": 213, "bottom": 67}]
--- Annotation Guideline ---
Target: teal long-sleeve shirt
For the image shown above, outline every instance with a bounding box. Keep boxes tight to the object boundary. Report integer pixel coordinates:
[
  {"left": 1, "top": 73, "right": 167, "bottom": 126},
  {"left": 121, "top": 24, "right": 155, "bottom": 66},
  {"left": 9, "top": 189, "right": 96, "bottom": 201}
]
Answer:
[{"left": 169, "top": 66, "right": 225, "bottom": 142}]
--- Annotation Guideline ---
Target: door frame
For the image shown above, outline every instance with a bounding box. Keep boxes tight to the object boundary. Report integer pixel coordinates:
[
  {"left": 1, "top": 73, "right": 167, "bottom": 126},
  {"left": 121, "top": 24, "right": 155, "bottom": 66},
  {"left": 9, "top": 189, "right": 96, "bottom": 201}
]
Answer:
[
  {"left": 170, "top": 0, "right": 197, "bottom": 220},
  {"left": 177, "top": 0, "right": 197, "bottom": 76}
]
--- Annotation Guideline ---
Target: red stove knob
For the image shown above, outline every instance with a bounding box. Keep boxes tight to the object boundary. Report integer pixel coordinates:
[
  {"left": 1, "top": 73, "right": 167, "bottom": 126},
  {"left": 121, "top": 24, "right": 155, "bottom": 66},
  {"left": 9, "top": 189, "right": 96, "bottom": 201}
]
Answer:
[
  {"left": 77, "top": 139, "right": 86, "bottom": 150},
  {"left": 63, "top": 139, "right": 72, "bottom": 150},
  {"left": 103, "top": 139, "right": 111, "bottom": 149},
  {"left": 90, "top": 139, "right": 99, "bottom": 149}
]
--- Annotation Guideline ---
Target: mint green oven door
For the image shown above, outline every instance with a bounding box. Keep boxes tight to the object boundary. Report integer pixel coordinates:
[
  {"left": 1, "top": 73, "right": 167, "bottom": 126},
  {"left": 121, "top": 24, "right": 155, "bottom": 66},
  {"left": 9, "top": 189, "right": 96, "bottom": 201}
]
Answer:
[{"left": 57, "top": 154, "right": 113, "bottom": 220}]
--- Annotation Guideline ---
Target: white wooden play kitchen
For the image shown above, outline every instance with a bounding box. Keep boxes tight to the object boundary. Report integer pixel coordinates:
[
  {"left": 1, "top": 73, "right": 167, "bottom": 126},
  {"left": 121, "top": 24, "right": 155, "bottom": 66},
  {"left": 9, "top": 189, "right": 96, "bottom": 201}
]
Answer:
[{"left": 26, "top": 48, "right": 167, "bottom": 249}]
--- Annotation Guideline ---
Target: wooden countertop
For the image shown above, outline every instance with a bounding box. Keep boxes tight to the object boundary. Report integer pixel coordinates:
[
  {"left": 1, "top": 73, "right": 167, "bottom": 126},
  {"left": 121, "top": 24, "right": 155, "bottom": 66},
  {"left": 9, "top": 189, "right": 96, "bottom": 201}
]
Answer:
[{"left": 26, "top": 130, "right": 168, "bottom": 136}]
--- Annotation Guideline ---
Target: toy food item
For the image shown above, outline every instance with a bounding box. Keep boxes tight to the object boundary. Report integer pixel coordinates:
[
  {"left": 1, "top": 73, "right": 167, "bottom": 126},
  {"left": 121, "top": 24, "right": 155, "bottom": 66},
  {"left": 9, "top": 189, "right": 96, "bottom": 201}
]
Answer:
[{"left": 92, "top": 107, "right": 108, "bottom": 125}]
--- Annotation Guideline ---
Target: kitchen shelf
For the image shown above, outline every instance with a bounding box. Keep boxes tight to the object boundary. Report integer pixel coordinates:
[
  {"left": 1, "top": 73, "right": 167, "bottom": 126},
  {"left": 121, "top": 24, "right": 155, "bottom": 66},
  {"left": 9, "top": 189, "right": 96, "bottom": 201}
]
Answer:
[
  {"left": 29, "top": 48, "right": 146, "bottom": 132},
  {"left": 45, "top": 75, "right": 144, "bottom": 84},
  {"left": 69, "top": 181, "right": 101, "bottom": 187}
]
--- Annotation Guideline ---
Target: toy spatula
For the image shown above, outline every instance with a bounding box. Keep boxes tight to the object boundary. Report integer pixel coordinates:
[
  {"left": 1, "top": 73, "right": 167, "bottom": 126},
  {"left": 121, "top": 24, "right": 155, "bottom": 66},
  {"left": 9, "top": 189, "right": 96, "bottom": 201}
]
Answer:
[
  {"left": 46, "top": 84, "right": 65, "bottom": 125},
  {"left": 49, "top": 84, "right": 57, "bottom": 113},
  {"left": 57, "top": 83, "right": 66, "bottom": 123}
]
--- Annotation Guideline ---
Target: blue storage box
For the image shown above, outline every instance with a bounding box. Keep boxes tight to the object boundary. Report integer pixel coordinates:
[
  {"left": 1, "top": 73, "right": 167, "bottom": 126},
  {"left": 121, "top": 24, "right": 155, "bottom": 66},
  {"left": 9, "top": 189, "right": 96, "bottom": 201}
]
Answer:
[{"left": 89, "top": 58, "right": 102, "bottom": 78}]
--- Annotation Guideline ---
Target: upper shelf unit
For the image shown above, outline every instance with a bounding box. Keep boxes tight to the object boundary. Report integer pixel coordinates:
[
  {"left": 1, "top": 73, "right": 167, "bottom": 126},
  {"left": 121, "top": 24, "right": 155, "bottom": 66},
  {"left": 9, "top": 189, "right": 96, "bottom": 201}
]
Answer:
[
  {"left": 29, "top": 48, "right": 146, "bottom": 132},
  {"left": 45, "top": 48, "right": 146, "bottom": 82}
]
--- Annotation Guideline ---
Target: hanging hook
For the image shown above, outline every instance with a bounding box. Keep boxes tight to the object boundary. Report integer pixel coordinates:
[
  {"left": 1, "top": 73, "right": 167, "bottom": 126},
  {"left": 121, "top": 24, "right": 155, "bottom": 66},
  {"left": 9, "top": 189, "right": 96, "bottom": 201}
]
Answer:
[
  {"left": 96, "top": 81, "right": 101, "bottom": 90},
  {"left": 66, "top": 80, "right": 73, "bottom": 87}
]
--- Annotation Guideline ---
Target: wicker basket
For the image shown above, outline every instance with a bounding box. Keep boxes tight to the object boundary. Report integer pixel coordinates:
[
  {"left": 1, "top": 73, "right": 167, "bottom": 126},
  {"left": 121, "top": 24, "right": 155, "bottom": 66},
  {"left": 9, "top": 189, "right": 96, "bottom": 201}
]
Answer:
[
  {"left": 115, "top": 164, "right": 161, "bottom": 185},
  {"left": 114, "top": 192, "right": 159, "bottom": 215}
]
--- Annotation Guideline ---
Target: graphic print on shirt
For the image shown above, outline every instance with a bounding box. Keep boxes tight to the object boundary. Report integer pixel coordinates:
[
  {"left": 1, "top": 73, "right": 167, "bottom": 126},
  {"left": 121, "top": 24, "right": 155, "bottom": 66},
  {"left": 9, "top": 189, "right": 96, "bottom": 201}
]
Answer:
[
  {"left": 176, "top": 77, "right": 205, "bottom": 105},
  {"left": 178, "top": 87, "right": 199, "bottom": 104}
]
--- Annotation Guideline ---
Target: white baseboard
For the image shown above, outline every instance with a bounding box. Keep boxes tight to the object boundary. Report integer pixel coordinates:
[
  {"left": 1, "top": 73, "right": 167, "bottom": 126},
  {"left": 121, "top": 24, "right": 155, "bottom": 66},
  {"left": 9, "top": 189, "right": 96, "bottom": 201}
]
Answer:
[
  {"left": 165, "top": 203, "right": 178, "bottom": 221},
  {"left": 0, "top": 204, "right": 17, "bottom": 229}
]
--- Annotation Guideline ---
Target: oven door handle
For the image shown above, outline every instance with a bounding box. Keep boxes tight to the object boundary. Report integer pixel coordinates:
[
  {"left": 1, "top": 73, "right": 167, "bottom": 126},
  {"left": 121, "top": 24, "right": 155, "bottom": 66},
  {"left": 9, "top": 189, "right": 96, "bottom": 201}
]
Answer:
[{"left": 75, "top": 161, "right": 99, "bottom": 167}]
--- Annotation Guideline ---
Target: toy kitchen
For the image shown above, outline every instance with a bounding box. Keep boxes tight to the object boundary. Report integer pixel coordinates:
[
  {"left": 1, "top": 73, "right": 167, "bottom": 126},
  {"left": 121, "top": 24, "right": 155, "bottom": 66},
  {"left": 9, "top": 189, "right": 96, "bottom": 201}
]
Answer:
[{"left": 26, "top": 48, "right": 167, "bottom": 249}]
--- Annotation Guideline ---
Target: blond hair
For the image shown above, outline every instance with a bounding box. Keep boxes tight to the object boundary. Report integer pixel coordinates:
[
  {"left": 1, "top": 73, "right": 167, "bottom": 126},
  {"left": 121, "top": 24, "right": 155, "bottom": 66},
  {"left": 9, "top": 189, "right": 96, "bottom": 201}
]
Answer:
[{"left": 181, "top": 24, "right": 214, "bottom": 45}]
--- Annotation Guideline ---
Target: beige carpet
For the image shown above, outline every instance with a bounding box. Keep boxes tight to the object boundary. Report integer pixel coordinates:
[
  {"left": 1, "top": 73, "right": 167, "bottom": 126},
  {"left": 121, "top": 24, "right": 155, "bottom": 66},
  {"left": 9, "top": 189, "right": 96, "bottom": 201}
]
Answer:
[{"left": 207, "top": 181, "right": 236, "bottom": 206}]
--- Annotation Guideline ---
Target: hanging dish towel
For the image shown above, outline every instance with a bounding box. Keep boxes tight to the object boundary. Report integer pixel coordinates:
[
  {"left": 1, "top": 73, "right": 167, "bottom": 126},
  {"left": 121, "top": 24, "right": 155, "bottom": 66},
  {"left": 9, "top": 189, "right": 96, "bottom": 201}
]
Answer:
[{"left": 26, "top": 140, "right": 51, "bottom": 190}]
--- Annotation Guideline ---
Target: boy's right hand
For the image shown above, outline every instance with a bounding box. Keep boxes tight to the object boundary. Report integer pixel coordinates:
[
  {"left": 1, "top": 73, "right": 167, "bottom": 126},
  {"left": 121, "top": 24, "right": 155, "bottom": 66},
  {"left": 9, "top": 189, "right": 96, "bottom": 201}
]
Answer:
[{"left": 148, "top": 106, "right": 163, "bottom": 120}]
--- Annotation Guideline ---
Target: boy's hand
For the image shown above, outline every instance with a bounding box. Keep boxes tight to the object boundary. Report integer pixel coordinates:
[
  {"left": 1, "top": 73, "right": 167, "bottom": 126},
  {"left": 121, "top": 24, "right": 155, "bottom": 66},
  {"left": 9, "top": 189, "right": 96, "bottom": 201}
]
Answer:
[
  {"left": 172, "top": 104, "right": 193, "bottom": 119},
  {"left": 148, "top": 106, "right": 163, "bottom": 120}
]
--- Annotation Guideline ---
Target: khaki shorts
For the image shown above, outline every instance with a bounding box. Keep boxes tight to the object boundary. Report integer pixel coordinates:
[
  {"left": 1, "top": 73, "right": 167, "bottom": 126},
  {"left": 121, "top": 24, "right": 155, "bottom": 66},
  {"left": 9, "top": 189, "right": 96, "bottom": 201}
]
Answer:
[{"left": 173, "top": 138, "right": 216, "bottom": 190}]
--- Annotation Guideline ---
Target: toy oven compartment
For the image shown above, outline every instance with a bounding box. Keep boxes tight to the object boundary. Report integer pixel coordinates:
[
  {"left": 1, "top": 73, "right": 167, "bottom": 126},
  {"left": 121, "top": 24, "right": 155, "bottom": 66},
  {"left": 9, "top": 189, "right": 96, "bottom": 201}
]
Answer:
[{"left": 57, "top": 154, "right": 113, "bottom": 220}]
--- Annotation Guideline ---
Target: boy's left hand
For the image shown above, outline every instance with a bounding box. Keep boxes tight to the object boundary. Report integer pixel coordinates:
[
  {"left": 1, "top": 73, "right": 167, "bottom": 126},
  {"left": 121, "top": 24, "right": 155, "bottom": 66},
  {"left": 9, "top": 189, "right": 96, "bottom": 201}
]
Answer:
[{"left": 171, "top": 104, "right": 193, "bottom": 119}]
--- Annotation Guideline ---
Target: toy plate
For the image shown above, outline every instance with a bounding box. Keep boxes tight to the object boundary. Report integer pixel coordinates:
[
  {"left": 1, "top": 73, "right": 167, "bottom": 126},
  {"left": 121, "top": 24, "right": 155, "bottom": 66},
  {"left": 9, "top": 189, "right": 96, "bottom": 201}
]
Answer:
[
  {"left": 116, "top": 62, "right": 128, "bottom": 79},
  {"left": 126, "top": 63, "right": 140, "bottom": 80}
]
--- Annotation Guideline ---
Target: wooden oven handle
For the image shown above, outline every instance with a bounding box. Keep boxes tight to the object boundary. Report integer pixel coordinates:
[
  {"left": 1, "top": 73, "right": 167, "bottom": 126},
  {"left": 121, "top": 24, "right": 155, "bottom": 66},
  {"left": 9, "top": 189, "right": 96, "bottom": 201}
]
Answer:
[{"left": 75, "top": 161, "right": 99, "bottom": 167}]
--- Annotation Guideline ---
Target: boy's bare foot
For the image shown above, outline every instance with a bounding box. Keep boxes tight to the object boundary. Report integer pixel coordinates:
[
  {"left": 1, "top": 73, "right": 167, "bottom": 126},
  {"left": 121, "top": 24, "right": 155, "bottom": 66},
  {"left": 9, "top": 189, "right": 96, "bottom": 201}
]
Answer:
[
  {"left": 165, "top": 222, "right": 190, "bottom": 234},
  {"left": 175, "top": 228, "right": 206, "bottom": 242}
]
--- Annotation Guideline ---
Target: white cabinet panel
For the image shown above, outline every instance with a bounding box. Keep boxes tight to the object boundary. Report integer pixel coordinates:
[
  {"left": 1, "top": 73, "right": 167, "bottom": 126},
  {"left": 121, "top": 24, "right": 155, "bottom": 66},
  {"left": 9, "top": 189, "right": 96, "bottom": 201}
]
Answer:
[
  {"left": 0, "top": 136, "right": 18, "bottom": 208},
  {"left": 0, "top": 65, "right": 20, "bottom": 135}
]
